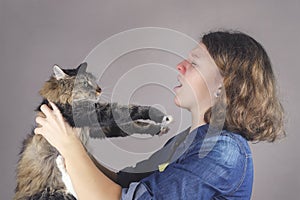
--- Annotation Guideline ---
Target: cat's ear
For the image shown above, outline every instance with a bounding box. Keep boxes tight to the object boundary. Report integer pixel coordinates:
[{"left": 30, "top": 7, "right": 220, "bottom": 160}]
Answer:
[
  {"left": 53, "top": 64, "right": 67, "bottom": 80},
  {"left": 77, "top": 62, "right": 87, "bottom": 72}
]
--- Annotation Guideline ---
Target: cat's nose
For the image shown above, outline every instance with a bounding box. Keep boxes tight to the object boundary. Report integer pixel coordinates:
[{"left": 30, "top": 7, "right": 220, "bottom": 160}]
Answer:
[{"left": 96, "top": 87, "right": 102, "bottom": 96}]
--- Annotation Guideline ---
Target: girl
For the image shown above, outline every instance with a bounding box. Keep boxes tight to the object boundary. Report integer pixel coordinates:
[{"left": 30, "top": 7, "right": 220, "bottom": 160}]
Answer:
[{"left": 35, "top": 31, "right": 285, "bottom": 199}]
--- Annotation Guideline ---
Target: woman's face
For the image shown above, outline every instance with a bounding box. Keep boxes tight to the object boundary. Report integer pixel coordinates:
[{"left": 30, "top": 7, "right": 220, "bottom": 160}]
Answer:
[{"left": 174, "top": 43, "right": 222, "bottom": 113}]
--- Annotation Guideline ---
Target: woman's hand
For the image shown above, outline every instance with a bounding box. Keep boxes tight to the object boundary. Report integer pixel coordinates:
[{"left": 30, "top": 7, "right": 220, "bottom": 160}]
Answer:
[
  {"left": 34, "top": 102, "right": 81, "bottom": 155},
  {"left": 34, "top": 102, "right": 122, "bottom": 200}
]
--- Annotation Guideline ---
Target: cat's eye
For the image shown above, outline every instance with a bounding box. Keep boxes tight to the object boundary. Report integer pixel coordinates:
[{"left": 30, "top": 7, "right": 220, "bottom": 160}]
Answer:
[{"left": 84, "top": 81, "right": 89, "bottom": 87}]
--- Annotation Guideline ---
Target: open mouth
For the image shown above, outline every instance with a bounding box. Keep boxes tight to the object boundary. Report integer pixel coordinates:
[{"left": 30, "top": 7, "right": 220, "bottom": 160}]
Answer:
[{"left": 174, "top": 76, "right": 183, "bottom": 90}]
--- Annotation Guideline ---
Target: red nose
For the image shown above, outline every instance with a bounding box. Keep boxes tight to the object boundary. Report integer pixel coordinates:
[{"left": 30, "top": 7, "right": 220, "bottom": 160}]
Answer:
[{"left": 177, "top": 60, "right": 190, "bottom": 74}]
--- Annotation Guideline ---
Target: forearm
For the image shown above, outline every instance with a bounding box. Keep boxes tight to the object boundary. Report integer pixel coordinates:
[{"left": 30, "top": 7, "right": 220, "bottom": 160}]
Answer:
[
  {"left": 62, "top": 140, "right": 121, "bottom": 200},
  {"left": 89, "top": 153, "right": 118, "bottom": 182}
]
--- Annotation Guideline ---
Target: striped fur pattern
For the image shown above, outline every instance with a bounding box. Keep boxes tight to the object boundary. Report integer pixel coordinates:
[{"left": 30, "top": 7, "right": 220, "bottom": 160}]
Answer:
[{"left": 14, "top": 63, "right": 172, "bottom": 200}]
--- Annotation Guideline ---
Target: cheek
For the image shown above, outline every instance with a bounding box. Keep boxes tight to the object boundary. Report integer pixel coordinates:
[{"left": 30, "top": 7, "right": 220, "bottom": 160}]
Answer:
[{"left": 189, "top": 75, "right": 210, "bottom": 100}]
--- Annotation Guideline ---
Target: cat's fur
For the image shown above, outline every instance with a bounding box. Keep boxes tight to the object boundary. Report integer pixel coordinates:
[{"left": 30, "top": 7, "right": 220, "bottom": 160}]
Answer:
[{"left": 14, "top": 63, "right": 172, "bottom": 200}]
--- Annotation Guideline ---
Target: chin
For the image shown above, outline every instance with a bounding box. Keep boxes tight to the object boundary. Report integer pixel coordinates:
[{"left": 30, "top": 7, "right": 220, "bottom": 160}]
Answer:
[
  {"left": 174, "top": 96, "right": 188, "bottom": 109},
  {"left": 174, "top": 97, "right": 181, "bottom": 107},
  {"left": 174, "top": 94, "right": 182, "bottom": 105}
]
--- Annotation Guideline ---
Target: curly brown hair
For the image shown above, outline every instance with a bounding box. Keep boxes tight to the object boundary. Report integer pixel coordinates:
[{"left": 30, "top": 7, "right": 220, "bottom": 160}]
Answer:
[{"left": 202, "top": 31, "right": 285, "bottom": 142}]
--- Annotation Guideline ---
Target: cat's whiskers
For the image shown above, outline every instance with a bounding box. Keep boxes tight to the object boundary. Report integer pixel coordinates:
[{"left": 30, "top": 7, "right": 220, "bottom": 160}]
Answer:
[
  {"left": 99, "top": 94, "right": 111, "bottom": 102},
  {"left": 98, "top": 89, "right": 112, "bottom": 97},
  {"left": 99, "top": 85, "right": 113, "bottom": 91},
  {"left": 96, "top": 85, "right": 112, "bottom": 102}
]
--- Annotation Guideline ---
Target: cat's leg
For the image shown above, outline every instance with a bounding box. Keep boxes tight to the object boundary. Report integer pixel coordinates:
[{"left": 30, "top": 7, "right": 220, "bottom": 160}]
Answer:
[
  {"left": 56, "top": 155, "right": 78, "bottom": 199},
  {"left": 123, "top": 104, "right": 168, "bottom": 123},
  {"left": 89, "top": 126, "right": 127, "bottom": 138},
  {"left": 130, "top": 114, "right": 173, "bottom": 135},
  {"left": 113, "top": 117, "right": 173, "bottom": 136},
  {"left": 126, "top": 105, "right": 173, "bottom": 131},
  {"left": 96, "top": 103, "right": 171, "bottom": 125},
  {"left": 90, "top": 102, "right": 173, "bottom": 137}
]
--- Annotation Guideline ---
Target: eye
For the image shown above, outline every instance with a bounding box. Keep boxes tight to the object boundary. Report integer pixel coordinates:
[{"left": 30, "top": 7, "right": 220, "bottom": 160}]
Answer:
[
  {"left": 84, "top": 80, "right": 89, "bottom": 87},
  {"left": 191, "top": 62, "right": 197, "bottom": 67}
]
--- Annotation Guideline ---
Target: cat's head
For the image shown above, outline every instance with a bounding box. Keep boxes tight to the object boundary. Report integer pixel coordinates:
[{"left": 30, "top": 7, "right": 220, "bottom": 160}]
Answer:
[{"left": 39, "top": 63, "right": 102, "bottom": 104}]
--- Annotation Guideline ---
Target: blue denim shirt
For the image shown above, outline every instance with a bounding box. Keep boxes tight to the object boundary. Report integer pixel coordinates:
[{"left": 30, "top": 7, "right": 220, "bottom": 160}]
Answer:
[{"left": 118, "top": 124, "right": 253, "bottom": 199}]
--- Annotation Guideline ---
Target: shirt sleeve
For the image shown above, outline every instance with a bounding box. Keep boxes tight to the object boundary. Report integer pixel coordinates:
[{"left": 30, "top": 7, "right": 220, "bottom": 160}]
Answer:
[
  {"left": 120, "top": 182, "right": 152, "bottom": 200},
  {"left": 120, "top": 135, "right": 247, "bottom": 200}
]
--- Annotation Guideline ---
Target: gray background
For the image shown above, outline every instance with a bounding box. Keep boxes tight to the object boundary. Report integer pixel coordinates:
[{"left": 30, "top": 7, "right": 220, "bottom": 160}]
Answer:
[{"left": 1, "top": 0, "right": 299, "bottom": 199}]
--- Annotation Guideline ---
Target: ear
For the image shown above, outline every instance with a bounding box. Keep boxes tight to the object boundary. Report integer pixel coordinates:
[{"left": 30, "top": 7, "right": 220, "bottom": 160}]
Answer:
[
  {"left": 53, "top": 64, "right": 67, "bottom": 80},
  {"left": 77, "top": 62, "right": 87, "bottom": 72}
]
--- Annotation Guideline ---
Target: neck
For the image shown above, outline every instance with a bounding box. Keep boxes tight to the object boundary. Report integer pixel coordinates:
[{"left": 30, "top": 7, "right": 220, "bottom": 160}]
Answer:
[{"left": 190, "top": 109, "right": 206, "bottom": 133}]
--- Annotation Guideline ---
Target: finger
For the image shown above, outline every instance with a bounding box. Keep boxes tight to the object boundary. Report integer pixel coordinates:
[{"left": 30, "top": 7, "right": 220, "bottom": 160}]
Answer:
[
  {"left": 40, "top": 104, "right": 54, "bottom": 118},
  {"left": 49, "top": 101, "right": 59, "bottom": 112},
  {"left": 49, "top": 101, "right": 62, "bottom": 116},
  {"left": 35, "top": 116, "right": 47, "bottom": 126},
  {"left": 34, "top": 127, "right": 44, "bottom": 135},
  {"left": 49, "top": 101, "right": 65, "bottom": 123}
]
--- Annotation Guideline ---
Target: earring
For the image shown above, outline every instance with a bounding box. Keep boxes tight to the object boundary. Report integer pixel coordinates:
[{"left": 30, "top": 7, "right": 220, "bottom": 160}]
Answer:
[{"left": 214, "top": 87, "right": 222, "bottom": 98}]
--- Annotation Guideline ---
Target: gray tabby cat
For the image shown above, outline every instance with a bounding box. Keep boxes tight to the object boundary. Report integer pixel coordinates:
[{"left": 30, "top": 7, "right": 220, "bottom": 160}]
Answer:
[{"left": 14, "top": 63, "right": 172, "bottom": 200}]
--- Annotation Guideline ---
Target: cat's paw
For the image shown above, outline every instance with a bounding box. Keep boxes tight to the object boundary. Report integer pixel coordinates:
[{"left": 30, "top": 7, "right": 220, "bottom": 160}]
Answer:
[
  {"left": 162, "top": 115, "right": 173, "bottom": 126},
  {"left": 159, "top": 115, "right": 173, "bottom": 135}
]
